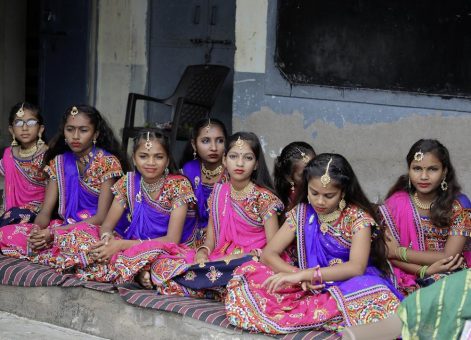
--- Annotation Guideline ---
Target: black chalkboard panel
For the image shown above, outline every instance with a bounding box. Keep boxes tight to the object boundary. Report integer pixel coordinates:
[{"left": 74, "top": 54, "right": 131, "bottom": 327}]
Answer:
[{"left": 276, "top": 0, "right": 471, "bottom": 97}]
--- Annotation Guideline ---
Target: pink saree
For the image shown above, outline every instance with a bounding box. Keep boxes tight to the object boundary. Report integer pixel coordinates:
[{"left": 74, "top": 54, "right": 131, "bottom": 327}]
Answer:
[
  {"left": 379, "top": 191, "right": 471, "bottom": 293},
  {"left": 1, "top": 147, "right": 46, "bottom": 214}
]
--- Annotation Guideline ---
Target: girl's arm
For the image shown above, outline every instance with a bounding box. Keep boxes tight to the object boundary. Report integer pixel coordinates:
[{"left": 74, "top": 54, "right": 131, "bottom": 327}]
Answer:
[
  {"left": 33, "top": 179, "right": 58, "bottom": 228},
  {"left": 99, "top": 197, "right": 126, "bottom": 236},
  {"left": 388, "top": 235, "right": 466, "bottom": 265},
  {"left": 263, "top": 213, "right": 280, "bottom": 243},
  {"left": 195, "top": 215, "right": 216, "bottom": 263},
  {"left": 261, "top": 221, "right": 297, "bottom": 273},
  {"left": 83, "top": 178, "right": 116, "bottom": 225}
]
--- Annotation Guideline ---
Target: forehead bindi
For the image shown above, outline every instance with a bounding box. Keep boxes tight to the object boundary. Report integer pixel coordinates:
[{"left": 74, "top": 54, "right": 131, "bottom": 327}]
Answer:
[
  {"left": 65, "top": 113, "right": 93, "bottom": 128},
  {"left": 410, "top": 153, "right": 442, "bottom": 168},
  {"left": 137, "top": 140, "right": 166, "bottom": 154},
  {"left": 308, "top": 177, "right": 340, "bottom": 194}
]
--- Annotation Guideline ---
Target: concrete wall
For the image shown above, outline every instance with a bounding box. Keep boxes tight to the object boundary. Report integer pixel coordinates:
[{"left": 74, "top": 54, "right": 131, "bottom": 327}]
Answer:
[
  {"left": 94, "top": 0, "right": 149, "bottom": 139},
  {"left": 0, "top": 0, "right": 26, "bottom": 147},
  {"left": 233, "top": 0, "right": 471, "bottom": 200}
]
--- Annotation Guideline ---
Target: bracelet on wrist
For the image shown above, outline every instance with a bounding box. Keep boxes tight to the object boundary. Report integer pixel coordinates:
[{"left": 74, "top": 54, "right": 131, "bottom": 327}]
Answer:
[
  {"left": 419, "top": 265, "right": 429, "bottom": 279},
  {"left": 100, "top": 232, "right": 112, "bottom": 241},
  {"left": 196, "top": 245, "right": 211, "bottom": 255},
  {"left": 397, "top": 246, "right": 408, "bottom": 262},
  {"left": 311, "top": 265, "right": 323, "bottom": 285}
]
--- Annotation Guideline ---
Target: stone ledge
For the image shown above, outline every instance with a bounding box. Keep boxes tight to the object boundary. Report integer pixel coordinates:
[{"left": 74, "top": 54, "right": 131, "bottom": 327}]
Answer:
[{"left": 0, "top": 285, "right": 269, "bottom": 339}]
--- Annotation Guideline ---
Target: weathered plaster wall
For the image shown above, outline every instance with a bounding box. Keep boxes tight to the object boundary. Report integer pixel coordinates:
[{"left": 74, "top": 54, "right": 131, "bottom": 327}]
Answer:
[
  {"left": 94, "top": 0, "right": 148, "bottom": 138},
  {"left": 233, "top": 0, "right": 471, "bottom": 200},
  {"left": 0, "top": 0, "right": 26, "bottom": 147}
]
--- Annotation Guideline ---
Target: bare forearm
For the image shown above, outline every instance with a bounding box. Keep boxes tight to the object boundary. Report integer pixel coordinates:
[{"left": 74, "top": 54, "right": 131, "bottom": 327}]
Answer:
[{"left": 261, "top": 250, "right": 298, "bottom": 273}]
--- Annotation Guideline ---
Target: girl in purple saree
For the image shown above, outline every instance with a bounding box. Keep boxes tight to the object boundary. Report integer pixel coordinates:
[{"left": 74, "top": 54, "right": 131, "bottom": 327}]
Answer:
[
  {"left": 379, "top": 139, "right": 470, "bottom": 295},
  {"left": 0, "top": 105, "right": 127, "bottom": 263},
  {"left": 180, "top": 118, "right": 228, "bottom": 244},
  {"left": 226, "top": 153, "right": 402, "bottom": 334},
  {"left": 1, "top": 102, "right": 47, "bottom": 226}
]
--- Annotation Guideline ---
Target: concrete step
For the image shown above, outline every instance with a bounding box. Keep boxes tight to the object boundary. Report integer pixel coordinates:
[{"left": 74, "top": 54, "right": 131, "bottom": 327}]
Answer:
[{"left": 0, "top": 285, "right": 269, "bottom": 340}]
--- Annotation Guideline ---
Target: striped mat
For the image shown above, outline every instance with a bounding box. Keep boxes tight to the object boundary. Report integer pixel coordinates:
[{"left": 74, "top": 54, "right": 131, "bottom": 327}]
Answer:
[
  {"left": 0, "top": 254, "right": 116, "bottom": 293},
  {"left": 118, "top": 284, "right": 340, "bottom": 340},
  {"left": 0, "top": 255, "right": 339, "bottom": 339}
]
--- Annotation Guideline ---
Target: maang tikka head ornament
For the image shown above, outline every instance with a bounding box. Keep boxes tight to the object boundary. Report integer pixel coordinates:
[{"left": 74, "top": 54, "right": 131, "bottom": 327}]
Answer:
[
  {"left": 320, "top": 157, "right": 333, "bottom": 188},
  {"left": 145, "top": 131, "right": 153, "bottom": 151},
  {"left": 296, "top": 147, "right": 310, "bottom": 164},
  {"left": 205, "top": 118, "right": 211, "bottom": 133},
  {"left": 16, "top": 103, "right": 25, "bottom": 118},
  {"left": 414, "top": 150, "right": 424, "bottom": 162},
  {"left": 70, "top": 106, "right": 79, "bottom": 118},
  {"left": 235, "top": 136, "right": 245, "bottom": 150}
]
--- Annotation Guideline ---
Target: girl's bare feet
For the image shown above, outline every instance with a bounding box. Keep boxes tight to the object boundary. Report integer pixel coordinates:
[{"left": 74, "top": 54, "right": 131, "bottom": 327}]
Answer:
[{"left": 137, "top": 270, "right": 153, "bottom": 289}]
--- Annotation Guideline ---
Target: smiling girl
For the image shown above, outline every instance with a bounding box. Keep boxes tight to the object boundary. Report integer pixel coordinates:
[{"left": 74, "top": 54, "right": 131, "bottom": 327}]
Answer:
[
  {"left": 379, "top": 139, "right": 471, "bottom": 295},
  {"left": 0, "top": 105, "right": 127, "bottom": 262},
  {"left": 139, "top": 132, "right": 283, "bottom": 296},
  {"left": 1, "top": 102, "right": 47, "bottom": 226}
]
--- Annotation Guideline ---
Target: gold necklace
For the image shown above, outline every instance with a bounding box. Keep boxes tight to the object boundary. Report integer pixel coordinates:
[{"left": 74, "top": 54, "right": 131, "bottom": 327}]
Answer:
[
  {"left": 230, "top": 182, "right": 254, "bottom": 201},
  {"left": 78, "top": 150, "right": 94, "bottom": 165},
  {"left": 201, "top": 164, "right": 223, "bottom": 179},
  {"left": 18, "top": 144, "right": 38, "bottom": 158},
  {"left": 318, "top": 209, "right": 341, "bottom": 235},
  {"left": 412, "top": 192, "right": 434, "bottom": 210},
  {"left": 142, "top": 176, "right": 166, "bottom": 193}
]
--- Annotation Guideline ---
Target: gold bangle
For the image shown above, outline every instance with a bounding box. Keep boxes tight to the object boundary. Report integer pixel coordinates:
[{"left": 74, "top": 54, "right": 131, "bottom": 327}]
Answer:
[
  {"left": 419, "top": 265, "right": 429, "bottom": 279},
  {"left": 100, "top": 232, "right": 112, "bottom": 241},
  {"left": 196, "top": 245, "right": 211, "bottom": 255}
]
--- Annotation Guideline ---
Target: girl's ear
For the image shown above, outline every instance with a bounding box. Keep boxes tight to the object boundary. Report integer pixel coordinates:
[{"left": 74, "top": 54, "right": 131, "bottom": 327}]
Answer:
[
  {"left": 191, "top": 139, "right": 196, "bottom": 152},
  {"left": 254, "top": 161, "right": 258, "bottom": 171},
  {"left": 93, "top": 130, "right": 99, "bottom": 143},
  {"left": 222, "top": 153, "right": 227, "bottom": 168},
  {"left": 8, "top": 126, "right": 14, "bottom": 136},
  {"left": 39, "top": 125, "right": 45, "bottom": 136}
]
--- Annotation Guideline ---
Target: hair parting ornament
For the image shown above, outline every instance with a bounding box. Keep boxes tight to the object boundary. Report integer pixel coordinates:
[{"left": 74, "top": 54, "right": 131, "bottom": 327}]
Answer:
[
  {"left": 145, "top": 131, "right": 153, "bottom": 151},
  {"left": 205, "top": 118, "right": 211, "bottom": 132},
  {"left": 235, "top": 136, "right": 245, "bottom": 150},
  {"left": 296, "top": 147, "right": 310, "bottom": 164},
  {"left": 70, "top": 106, "right": 79, "bottom": 118},
  {"left": 414, "top": 150, "right": 424, "bottom": 162},
  {"left": 16, "top": 103, "right": 25, "bottom": 118},
  {"left": 320, "top": 157, "right": 333, "bottom": 187}
]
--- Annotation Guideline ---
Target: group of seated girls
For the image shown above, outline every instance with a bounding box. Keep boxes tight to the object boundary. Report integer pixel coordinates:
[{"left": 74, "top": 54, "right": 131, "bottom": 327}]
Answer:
[{"left": 0, "top": 102, "right": 469, "bottom": 336}]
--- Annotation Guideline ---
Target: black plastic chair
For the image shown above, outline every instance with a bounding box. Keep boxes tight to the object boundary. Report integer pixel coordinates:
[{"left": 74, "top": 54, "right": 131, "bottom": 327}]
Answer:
[{"left": 122, "top": 64, "right": 230, "bottom": 153}]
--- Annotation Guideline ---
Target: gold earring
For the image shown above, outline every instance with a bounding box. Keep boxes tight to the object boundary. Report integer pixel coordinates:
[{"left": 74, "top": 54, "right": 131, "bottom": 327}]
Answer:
[
  {"left": 37, "top": 133, "right": 45, "bottom": 147},
  {"left": 193, "top": 150, "right": 197, "bottom": 160},
  {"left": 289, "top": 181, "right": 295, "bottom": 192},
  {"left": 339, "top": 198, "right": 346, "bottom": 210},
  {"left": 441, "top": 179, "right": 448, "bottom": 191},
  {"left": 93, "top": 139, "right": 97, "bottom": 145},
  {"left": 11, "top": 136, "right": 19, "bottom": 147}
]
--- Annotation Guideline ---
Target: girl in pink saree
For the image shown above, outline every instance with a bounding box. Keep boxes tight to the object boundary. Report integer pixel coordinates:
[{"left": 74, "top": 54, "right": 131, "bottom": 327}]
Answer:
[
  {"left": 1, "top": 102, "right": 47, "bottom": 226},
  {"left": 0, "top": 105, "right": 128, "bottom": 263},
  {"left": 379, "top": 139, "right": 470, "bottom": 295},
  {"left": 144, "top": 132, "right": 283, "bottom": 298}
]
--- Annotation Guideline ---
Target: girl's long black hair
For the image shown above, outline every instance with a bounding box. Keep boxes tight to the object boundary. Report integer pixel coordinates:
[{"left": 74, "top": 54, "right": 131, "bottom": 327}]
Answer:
[
  {"left": 132, "top": 129, "right": 179, "bottom": 174},
  {"left": 386, "top": 139, "right": 461, "bottom": 228},
  {"left": 296, "top": 153, "right": 390, "bottom": 275},
  {"left": 43, "top": 105, "right": 129, "bottom": 171},
  {"left": 226, "top": 132, "right": 277, "bottom": 195},
  {"left": 179, "top": 117, "right": 228, "bottom": 168},
  {"left": 274, "top": 141, "right": 316, "bottom": 209}
]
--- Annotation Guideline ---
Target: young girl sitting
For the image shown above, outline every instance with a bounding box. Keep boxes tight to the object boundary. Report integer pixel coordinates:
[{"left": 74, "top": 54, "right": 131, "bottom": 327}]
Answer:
[
  {"left": 274, "top": 141, "right": 316, "bottom": 215},
  {"left": 226, "top": 153, "right": 402, "bottom": 334},
  {"left": 1, "top": 102, "right": 47, "bottom": 226},
  {"left": 140, "top": 132, "right": 283, "bottom": 297},
  {"left": 180, "top": 118, "right": 228, "bottom": 243},
  {"left": 0, "top": 105, "right": 127, "bottom": 263},
  {"left": 379, "top": 139, "right": 470, "bottom": 295},
  {"left": 45, "top": 130, "right": 198, "bottom": 283}
]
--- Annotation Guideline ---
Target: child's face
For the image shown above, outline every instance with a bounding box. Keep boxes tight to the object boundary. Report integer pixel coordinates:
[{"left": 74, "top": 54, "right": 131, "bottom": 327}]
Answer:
[
  {"left": 64, "top": 113, "right": 98, "bottom": 156},
  {"left": 9, "top": 109, "right": 44, "bottom": 147},
  {"left": 409, "top": 152, "right": 445, "bottom": 197},
  {"left": 307, "top": 177, "right": 343, "bottom": 215},
  {"left": 133, "top": 140, "right": 169, "bottom": 182},
  {"left": 192, "top": 125, "right": 225, "bottom": 165},
  {"left": 223, "top": 141, "right": 257, "bottom": 184}
]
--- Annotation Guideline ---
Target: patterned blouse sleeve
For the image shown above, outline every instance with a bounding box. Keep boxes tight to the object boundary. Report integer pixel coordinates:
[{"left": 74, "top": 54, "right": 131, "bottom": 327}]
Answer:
[
  {"left": 169, "top": 176, "right": 197, "bottom": 210},
  {"left": 100, "top": 155, "right": 124, "bottom": 183},
  {"left": 43, "top": 158, "right": 57, "bottom": 180},
  {"left": 448, "top": 201, "right": 471, "bottom": 237},
  {"left": 348, "top": 207, "right": 377, "bottom": 236},
  {"left": 111, "top": 175, "right": 128, "bottom": 208},
  {"left": 259, "top": 189, "right": 284, "bottom": 222},
  {"left": 284, "top": 208, "right": 298, "bottom": 232}
]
